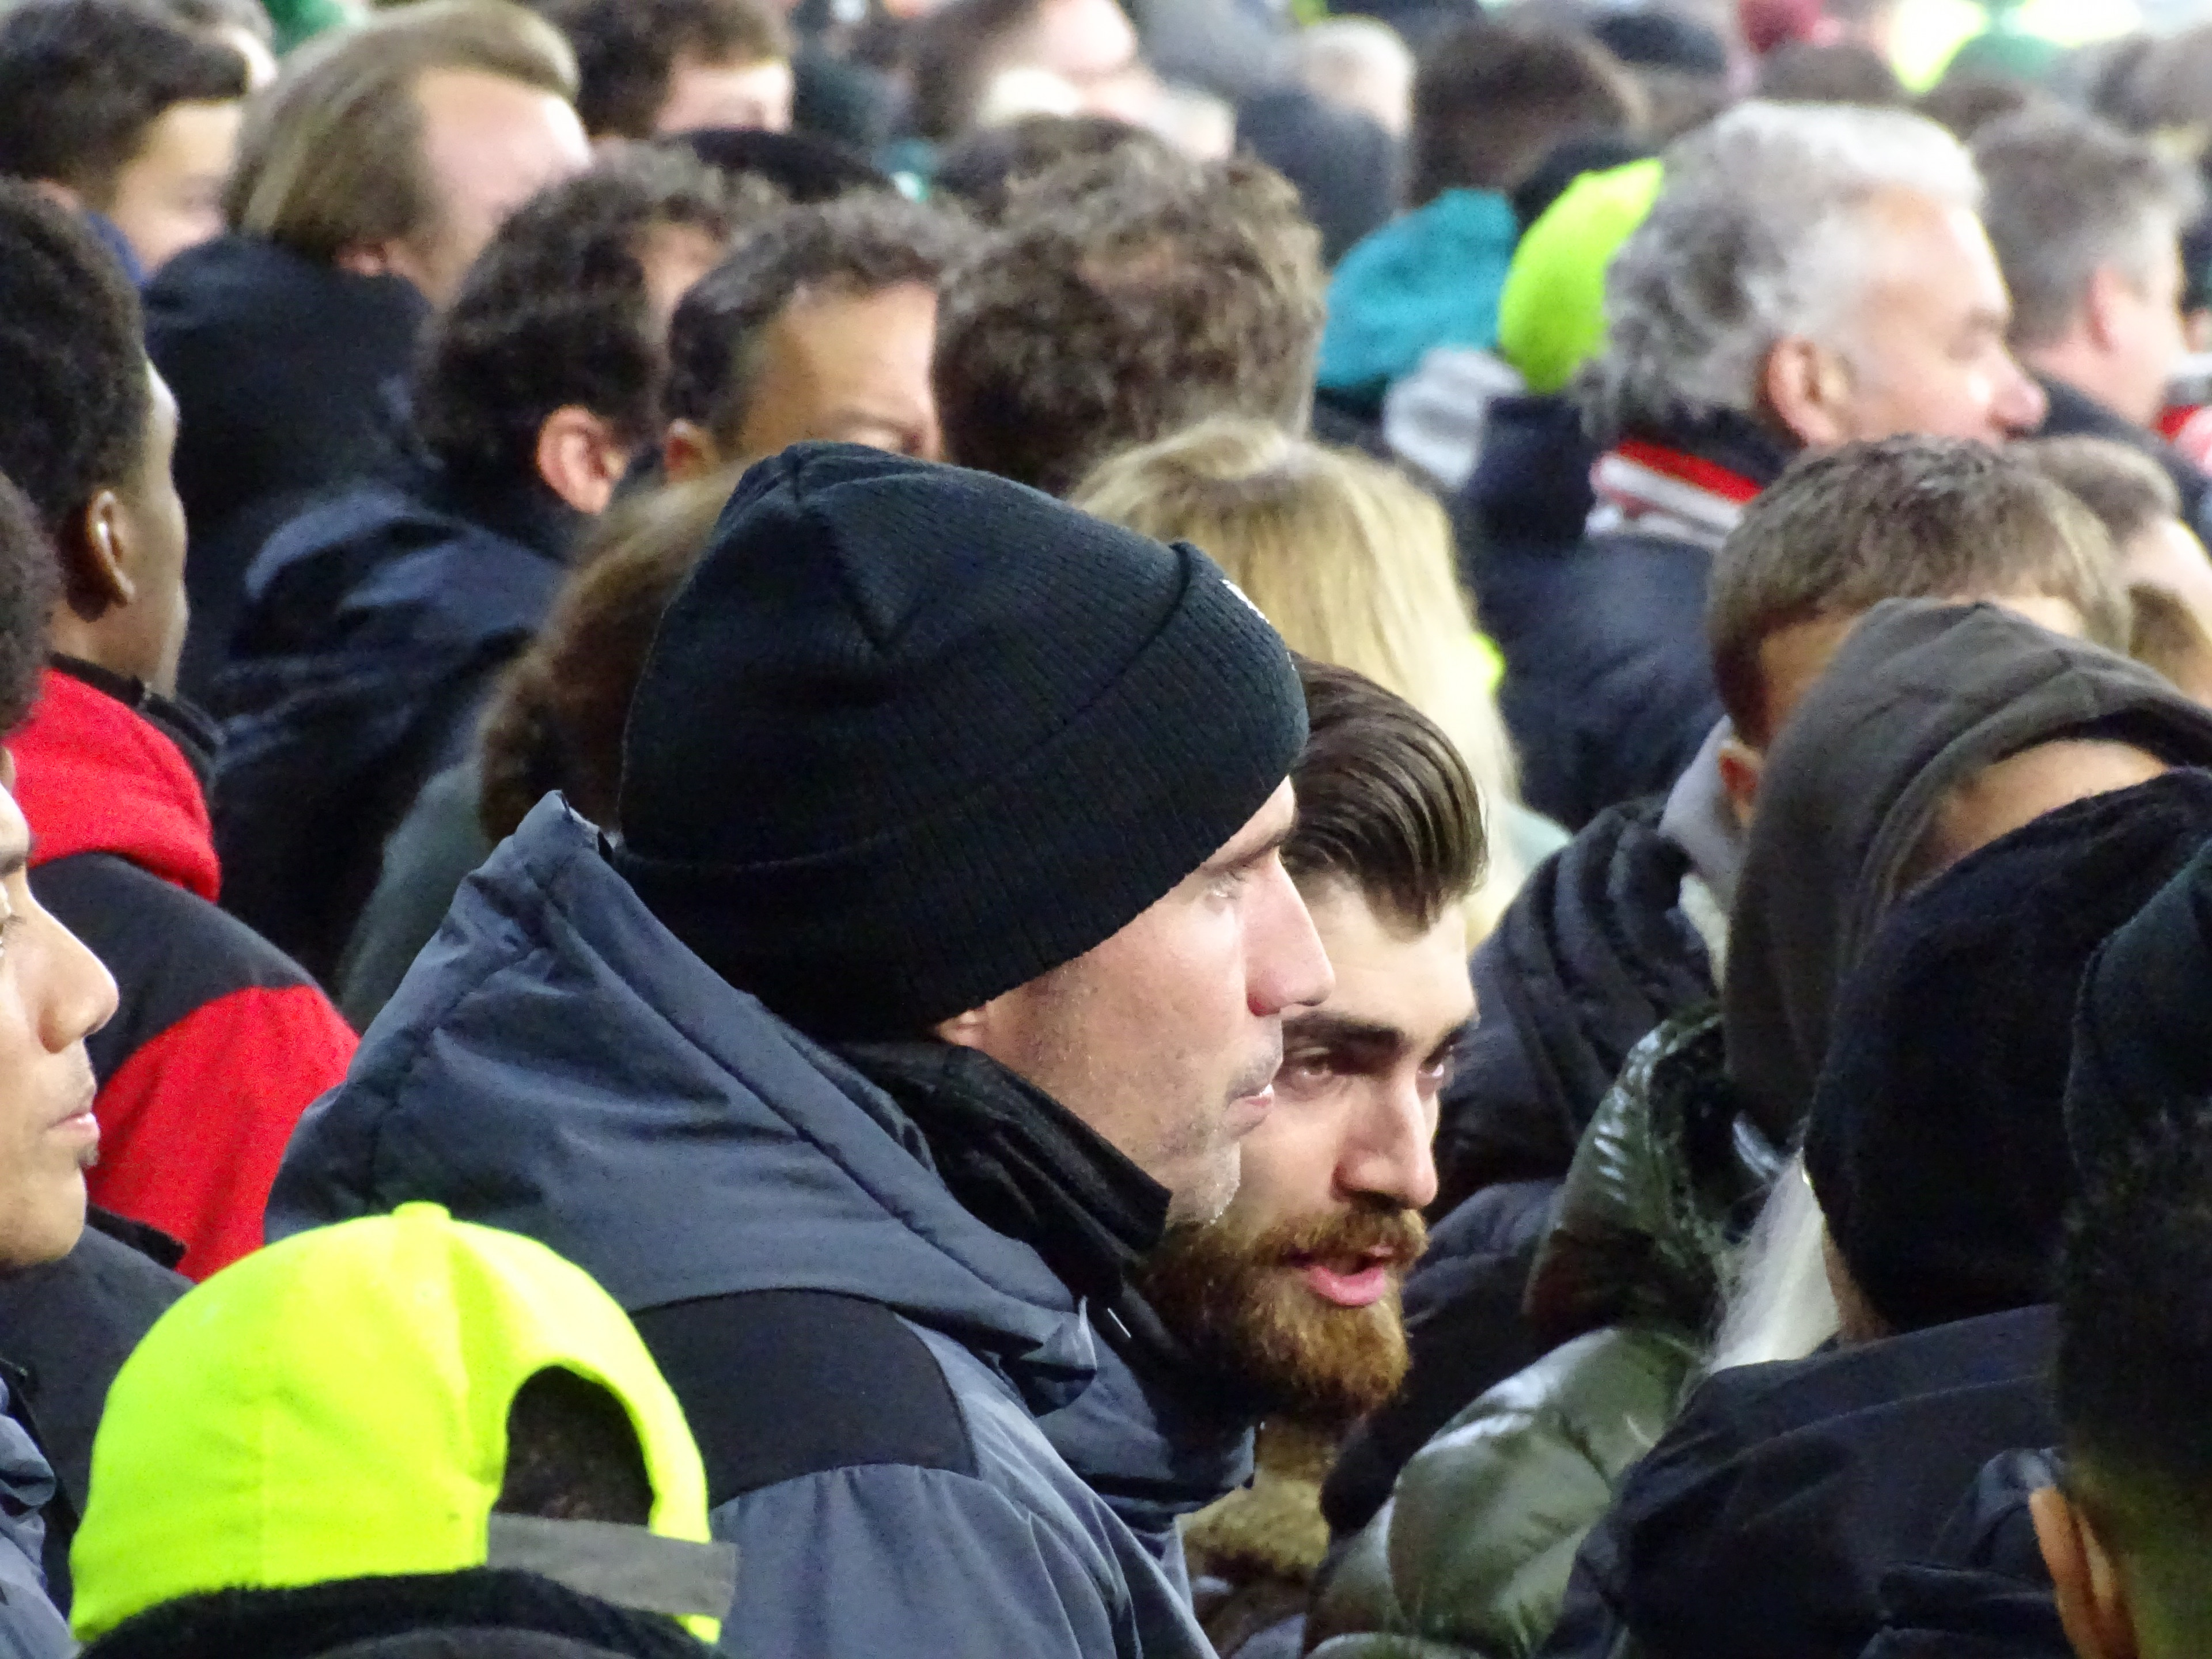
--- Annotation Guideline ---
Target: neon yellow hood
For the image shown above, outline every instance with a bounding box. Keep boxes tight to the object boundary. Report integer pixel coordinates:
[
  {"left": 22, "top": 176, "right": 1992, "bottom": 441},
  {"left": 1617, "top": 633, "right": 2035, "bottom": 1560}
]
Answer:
[{"left": 71, "top": 1203, "right": 722, "bottom": 1645}]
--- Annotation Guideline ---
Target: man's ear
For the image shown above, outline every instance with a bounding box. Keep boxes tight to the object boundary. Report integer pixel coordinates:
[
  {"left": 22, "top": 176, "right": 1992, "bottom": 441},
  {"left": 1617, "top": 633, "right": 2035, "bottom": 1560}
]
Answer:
[
  {"left": 535, "top": 406, "right": 631, "bottom": 516},
  {"left": 1760, "top": 336, "right": 1854, "bottom": 451},
  {"left": 2032, "top": 1484, "right": 2140, "bottom": 1659},
  {"left": 663, "top": 419, "right": 723, "bottom": 485},
  {"left": 935, "top": 1005, "right": 990, "bottom": 1050},
  {"left": 1716, "top": 734, "right": 1764, "bottom": 832},
  {"left": 61, "top": 491, "right": 137, "bottom": 622},
  {"left": 2082, "top": 264, "right": 2129, "bottom": 355}
]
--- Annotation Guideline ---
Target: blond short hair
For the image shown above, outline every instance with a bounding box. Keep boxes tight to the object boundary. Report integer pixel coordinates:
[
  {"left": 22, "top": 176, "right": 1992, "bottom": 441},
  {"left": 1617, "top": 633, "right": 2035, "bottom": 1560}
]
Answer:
[
  {"left": 1073, "top": 416, "right": 1529, "bottom": 935},
  {"left": 226, "top": 0, "right": 578, "bottom": 263}
]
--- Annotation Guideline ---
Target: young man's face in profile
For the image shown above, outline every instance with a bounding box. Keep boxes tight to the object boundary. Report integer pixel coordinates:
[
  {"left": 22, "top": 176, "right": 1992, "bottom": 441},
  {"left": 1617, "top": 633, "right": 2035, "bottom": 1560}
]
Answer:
[
  {"left": 1136, "top": 875, "right": 1472, "bottom": 1425},
  {"left": 0, "top": 767, "right": 116, "bottom": 1269}
]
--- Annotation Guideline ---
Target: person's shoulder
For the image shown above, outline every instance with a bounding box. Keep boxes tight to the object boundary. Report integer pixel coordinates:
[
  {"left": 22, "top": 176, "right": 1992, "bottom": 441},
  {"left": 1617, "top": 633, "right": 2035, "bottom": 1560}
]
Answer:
[
  {"left": 1679, "top": 1305, "right": 2058, "bottom": 1445},
  {"left": 32, "top": 854, "right": 325, "bottom": 1046},
  {"left": 631, "top": 1290, "right": 980, "bottom": 1509}
]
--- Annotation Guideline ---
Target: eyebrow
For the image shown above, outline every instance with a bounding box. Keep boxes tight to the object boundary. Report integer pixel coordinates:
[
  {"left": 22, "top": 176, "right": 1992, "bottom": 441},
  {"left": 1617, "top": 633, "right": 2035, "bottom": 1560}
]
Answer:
[
  {"left": 0, "top": 846, "right": 29, "bottom": 883},
  {"left": 1203, "top": 821, "right": 1293, "bottom": 875},
  {"left": 1286, "top": 1010, "right": 1407, "bottom": 1056}
]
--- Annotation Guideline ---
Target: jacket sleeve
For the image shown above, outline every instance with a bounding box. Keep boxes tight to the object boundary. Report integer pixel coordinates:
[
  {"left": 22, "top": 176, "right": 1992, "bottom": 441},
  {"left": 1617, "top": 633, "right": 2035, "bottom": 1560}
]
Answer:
[
  {"left": 89, "top": 982, "right": 357, "bottom": 1278},
  {"left": 709, "top": 1463, "right": 1133, "bottom": 1659},
  {"left": 1307, "top": 1327, "right": 1699, "bottom": 1659}
]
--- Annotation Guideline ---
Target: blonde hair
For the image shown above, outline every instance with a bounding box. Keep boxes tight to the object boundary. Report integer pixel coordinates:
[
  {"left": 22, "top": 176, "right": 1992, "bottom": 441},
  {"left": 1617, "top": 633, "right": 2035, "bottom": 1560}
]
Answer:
[
  {"left": 1072, "top": 416, "right": 1529, "bottom": 936},
  {"left": 226, "top": 0, "right": 578, "bottom": 263}
]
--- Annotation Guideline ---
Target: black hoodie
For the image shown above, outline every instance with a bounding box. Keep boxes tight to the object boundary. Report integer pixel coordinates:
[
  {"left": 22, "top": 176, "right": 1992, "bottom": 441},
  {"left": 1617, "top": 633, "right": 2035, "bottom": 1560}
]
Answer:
[
  {"left": 145, "top": 233, "right": 429, "bottom": 700},
  {"left": 1724, "top": 600, "right": 2212, "bottom": 1147}
]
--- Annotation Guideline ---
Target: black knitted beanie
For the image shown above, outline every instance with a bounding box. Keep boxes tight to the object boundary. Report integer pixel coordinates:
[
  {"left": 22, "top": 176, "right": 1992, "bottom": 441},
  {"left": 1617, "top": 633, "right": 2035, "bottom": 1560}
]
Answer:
[
  {"left": 612, "top": 443, "right": 1306, "bottom": 1039},
  {"left": 1802, "top": 768, "right": 2212, "bottom": 1334}
]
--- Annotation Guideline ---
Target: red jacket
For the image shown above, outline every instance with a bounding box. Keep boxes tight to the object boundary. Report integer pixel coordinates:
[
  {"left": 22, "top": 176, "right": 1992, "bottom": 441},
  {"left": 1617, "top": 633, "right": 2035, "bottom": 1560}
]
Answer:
[{"left": 9, "top": 663, "right": 357, "bottom": 1277}]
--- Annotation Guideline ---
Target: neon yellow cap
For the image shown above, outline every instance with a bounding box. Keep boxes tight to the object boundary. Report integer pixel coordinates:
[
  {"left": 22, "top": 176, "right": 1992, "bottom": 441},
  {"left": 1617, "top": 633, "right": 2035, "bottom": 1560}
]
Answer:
[
  {"left": 1496, "top": 158, "right": 1665, "bottom": 396},
  {"left": 71, "top": 1204, "right": 722, "bottom": 1645}
]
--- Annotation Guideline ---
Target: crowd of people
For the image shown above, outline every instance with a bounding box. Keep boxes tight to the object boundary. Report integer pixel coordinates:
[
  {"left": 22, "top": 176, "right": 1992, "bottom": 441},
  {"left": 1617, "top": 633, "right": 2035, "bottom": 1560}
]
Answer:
[{"left": 6, "top": 0, "right": 2212, "bottom": 1656}]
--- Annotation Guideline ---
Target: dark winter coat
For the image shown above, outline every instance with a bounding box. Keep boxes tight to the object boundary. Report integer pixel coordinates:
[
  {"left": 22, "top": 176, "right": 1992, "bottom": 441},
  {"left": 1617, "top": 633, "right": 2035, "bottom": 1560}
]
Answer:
[
  {"left": 10, "top": 662, "right": 357, "bottom": 1275},
  {"left": 143, "top": 234, "right": 427, "bottom": 700},
  {"left": 210, "top": 468, "right": 578, "bottom": 985},
  {"left": 1859, "top": 1449, "right": 2067, "bottom": 1659},
  {"left": 1538, "top": 1305, "right": 2059, "bottom": 1659},
  {"left": 0, "top": 1212, "right": 187, "bottom": 1607},
  {"left": 0, "top": 1374, "right": 69, "bottom": 1659},
  {"left": 1460, "top": 401, "right": 1785, "bottom": 830},
  {"left": 270, "top": 797, "right": 1219, "bottom": 1659}
]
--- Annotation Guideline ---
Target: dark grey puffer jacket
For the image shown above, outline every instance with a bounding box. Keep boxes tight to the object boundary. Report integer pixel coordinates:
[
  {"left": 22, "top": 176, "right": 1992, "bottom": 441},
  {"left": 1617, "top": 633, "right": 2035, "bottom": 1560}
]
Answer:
[{"left": 270, "top": 797, "right": 1214, "bottom": 1659}]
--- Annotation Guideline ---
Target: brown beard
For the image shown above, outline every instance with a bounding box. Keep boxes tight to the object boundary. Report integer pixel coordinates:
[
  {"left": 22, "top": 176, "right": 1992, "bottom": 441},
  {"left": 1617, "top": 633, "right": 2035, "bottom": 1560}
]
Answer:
[{"left": 1132, "top": 1199, "right": 1427, "bottom": 1429}]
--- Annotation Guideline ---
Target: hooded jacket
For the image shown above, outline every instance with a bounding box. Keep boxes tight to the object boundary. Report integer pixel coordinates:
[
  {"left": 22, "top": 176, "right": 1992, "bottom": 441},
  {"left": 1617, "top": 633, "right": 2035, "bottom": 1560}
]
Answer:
[
  {"left": 144, "top": 233, "right": 427, "bottom": 700},
  {"left": 270, "top": 798, "right": 1219, "bottom": 1659},
  {"left": 211, "top": 464, "right": 578, "bottom": 986},
  {"left": 1724, "top": 601, "right": 2212, "bottom": 1146},
  {"left": 8, "top": 662, "right": 357, "bottom": 1277},
  {"left": 0, "top": 1373, "right": 70, "bottom": 1659}
]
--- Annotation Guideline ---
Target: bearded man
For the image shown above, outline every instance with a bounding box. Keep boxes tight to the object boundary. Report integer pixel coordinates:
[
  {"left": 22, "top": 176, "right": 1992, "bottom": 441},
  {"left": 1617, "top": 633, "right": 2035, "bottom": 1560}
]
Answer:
[{"left": 1040, "top": 659, "right": 1483, "bottom": 1654}]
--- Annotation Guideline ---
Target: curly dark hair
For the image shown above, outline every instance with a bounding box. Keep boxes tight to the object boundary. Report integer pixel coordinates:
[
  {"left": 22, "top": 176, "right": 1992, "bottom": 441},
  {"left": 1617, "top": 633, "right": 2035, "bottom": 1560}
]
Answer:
[
  {"left": 412, "top": 149, "right": 741, "bottom": 484},
  {"left": 934, "top": 147, "right": 1325, "bottom": 498},
  {"left": 0, "top": 181, "right": 150, "bottom": 540},
  {"left": 931, "top": 113, "right": 1170, "bottom": 225},
  {"left": 540, "top": 0, "right": 790, "bottom": 139},
  {"left": 0, "top": 0, "right": 248, "bottom": 206},
  {"left": 0, "top": 474, "right": 62, "bottom": 737},
  {"left": 665, "top": 193, "right": 961, "bottom": 441}
]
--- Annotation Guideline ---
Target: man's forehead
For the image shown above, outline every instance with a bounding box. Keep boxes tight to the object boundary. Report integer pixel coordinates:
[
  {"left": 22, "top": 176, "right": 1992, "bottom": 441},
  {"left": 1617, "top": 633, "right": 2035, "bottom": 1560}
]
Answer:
[{"left": 1296, "top": 880, "right": 1474, "bottom": 1039}]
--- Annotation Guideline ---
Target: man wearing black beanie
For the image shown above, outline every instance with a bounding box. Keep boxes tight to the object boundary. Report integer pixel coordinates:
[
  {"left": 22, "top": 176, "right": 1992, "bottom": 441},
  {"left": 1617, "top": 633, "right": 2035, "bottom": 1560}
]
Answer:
[{"left": 271, "top": 443, "right": 1334, "bottom": 1659}]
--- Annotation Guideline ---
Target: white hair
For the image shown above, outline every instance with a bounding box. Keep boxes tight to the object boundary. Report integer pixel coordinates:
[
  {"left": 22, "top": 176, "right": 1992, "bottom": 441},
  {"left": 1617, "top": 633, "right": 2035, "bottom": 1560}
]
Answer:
[
  {"left": 1705, "top": 1154, "right": 1840, "bottom": 1373},
  {"left": 1582, "top": 101, "right": 1983, "bottom": 440}
]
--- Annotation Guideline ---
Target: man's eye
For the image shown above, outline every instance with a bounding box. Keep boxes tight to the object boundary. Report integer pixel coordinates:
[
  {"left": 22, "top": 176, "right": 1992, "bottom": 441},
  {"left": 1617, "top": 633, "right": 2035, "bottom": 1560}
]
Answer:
[
  {"left": 1418, "top": 1054, "right": 1457, "bottom": 1094},
  {"left": 1279, "top": 1053, "right": 1336, "bottom": 1089}
]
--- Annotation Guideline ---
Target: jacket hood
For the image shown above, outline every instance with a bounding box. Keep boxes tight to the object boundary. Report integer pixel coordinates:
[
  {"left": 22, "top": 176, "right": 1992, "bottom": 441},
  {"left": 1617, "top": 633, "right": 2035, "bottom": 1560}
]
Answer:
[
  {"left": 268, "top": 796, "right": 1097, "bottom": 1410},
  {"left": 11, "top": 666, "right": 219, "bottom": 900},
  {"left": 1317, "top": 188, "right": 1520, "bottom": 399},
  {"left": 1724, "top": 600, "right": 2212, "bottom": 1145},
  {"left": 1521, "top": 1008, "right": 1772, "bottom": 1343},
  {"left": 145, "top": 233, "right": 425, "bottom": 343},
  {"left": 1436, "top": 796, "right": 1713, "bottom": 1210}
]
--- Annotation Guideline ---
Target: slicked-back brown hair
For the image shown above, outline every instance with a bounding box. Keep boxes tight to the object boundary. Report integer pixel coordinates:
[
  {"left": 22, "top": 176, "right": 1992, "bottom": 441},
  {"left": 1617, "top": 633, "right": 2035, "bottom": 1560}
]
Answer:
[
  {"left": 1285, "top": 658, "right": 1486, "bottom": 932},
  {"left": 226, "top": 0, "right": 577, "bottom": 263},
  {"left": 1709, "top": 437, "right": 2131, "bottom": 747},
  {"left": 934, "top": 147, "right": 1325, "bottom": 497}
]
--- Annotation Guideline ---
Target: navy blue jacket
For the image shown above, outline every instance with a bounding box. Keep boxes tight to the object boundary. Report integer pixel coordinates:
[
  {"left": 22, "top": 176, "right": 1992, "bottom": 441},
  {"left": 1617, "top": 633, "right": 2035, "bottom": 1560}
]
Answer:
[
  {"left": 1540, "top": 1306, "right": 2059, "bottom": 1659},
  {"left": 270, "top": 798, "right": 1216, "bottom": 1659},
  {"left": 1460, "top": 400, "right": 1790, "bottom": 831},
  {"left": 210, "top": 468, "right": 577, "bottom": 986}
]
